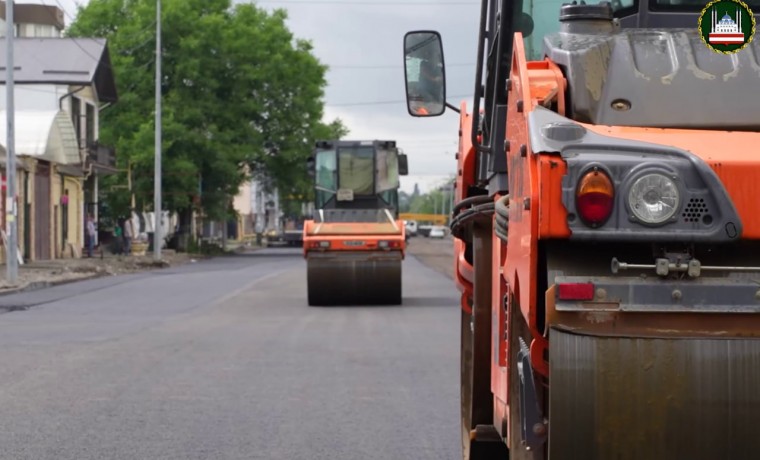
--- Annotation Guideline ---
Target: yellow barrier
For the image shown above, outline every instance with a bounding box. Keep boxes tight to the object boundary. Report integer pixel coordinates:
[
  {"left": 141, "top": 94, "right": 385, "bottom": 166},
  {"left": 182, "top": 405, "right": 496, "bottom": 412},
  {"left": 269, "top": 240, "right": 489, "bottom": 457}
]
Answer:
[{"left": 399, "top": 213, "right": 448, "bottom": 225}]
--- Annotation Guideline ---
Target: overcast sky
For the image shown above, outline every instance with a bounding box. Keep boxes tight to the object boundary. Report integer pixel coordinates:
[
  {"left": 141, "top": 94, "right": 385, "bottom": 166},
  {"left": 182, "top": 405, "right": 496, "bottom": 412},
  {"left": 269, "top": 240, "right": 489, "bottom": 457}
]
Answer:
[{"left": 20, "top": 0, "right": 481, "bottom": 194}]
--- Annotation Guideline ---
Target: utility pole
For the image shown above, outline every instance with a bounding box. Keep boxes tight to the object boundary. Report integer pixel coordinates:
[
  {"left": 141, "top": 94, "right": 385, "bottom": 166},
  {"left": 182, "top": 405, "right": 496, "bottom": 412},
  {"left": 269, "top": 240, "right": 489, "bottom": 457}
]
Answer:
[
  {"left": 5, "top": 0, "right": 18, "bottom": 283},
  {"left": 443, "top": 186, "right": 449, "bottom": 224},
  {"left": 153, "top": 0, "right": 162, "bottom": 261}
]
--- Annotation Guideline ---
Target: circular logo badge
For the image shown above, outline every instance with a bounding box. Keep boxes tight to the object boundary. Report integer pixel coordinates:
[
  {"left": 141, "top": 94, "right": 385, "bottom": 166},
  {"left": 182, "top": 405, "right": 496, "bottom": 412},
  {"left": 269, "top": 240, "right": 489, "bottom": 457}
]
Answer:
[{"left": 699, "top": 0, "right": 755, "bottom": 54}]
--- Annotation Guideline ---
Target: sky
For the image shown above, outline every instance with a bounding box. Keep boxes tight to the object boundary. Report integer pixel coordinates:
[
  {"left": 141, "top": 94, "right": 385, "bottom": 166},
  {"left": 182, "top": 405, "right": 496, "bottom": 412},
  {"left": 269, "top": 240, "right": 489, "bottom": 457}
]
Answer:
[{"left": 20, "top": 0, "right": 481, "bottom": 194}]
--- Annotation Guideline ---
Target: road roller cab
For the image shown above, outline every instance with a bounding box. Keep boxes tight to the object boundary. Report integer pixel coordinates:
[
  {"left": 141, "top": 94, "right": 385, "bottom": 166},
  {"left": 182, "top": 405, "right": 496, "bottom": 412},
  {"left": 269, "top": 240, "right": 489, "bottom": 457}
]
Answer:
[{"left": 303, "top": 140, "right": 409, "bottom": 306}]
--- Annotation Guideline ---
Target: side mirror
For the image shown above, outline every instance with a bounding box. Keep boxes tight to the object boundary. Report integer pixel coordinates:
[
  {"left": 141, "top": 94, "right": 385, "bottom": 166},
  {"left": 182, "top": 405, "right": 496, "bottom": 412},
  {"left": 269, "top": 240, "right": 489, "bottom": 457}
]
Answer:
[
  {"left": 403, "top": 31, "right": 446, "bottom": 117},
  {"left": 398, "top": 153, "right": 409, "bottom": 176},
  {"left": 306, "top": 156, "right": 315, "bottom": 177}
]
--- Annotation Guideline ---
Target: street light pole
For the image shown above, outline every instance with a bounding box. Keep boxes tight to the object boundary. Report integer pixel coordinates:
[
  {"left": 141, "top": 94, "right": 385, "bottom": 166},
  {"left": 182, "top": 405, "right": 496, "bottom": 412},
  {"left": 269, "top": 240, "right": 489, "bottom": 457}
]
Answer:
[
  {"left": 153, "top": 0, "right": 162, "bottom": 261},
  {"left": 5, "top": 0, "right": 18, "bottom": 283},
  {"left": 448, "top": 182, "right": 454, "bottom": 224},
  {"left": 443, "top": 186, "right": 449, "bottom": 224}
]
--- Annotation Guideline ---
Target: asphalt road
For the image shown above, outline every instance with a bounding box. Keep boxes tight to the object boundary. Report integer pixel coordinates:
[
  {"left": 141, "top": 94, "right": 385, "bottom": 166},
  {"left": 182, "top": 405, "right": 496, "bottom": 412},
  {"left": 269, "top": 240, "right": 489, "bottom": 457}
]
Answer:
[{"left": 0, "top": 249, "right": 460, "bottom": 460}]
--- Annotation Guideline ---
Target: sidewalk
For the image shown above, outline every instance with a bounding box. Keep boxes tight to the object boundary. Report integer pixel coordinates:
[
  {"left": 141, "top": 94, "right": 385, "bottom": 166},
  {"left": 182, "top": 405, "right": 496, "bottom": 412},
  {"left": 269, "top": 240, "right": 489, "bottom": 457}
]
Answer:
[{"left": 0, "top": 250, "right": 201, "bottom": 296}]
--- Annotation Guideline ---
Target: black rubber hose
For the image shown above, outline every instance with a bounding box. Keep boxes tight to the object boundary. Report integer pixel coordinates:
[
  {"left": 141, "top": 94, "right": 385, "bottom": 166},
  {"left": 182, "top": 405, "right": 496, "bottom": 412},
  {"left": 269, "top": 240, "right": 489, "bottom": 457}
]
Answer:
[
  {"left": 494, "top": 194, "right": 510, "bottom": 242},
  {"left": 494, "top": 225, "right": 508, "bottom": 242},
  {"left": 449, "top": 203, "right": 495, "bottom": 239},
  {"left": 452, "top": 194, "right": 493, "bottom": 216}
]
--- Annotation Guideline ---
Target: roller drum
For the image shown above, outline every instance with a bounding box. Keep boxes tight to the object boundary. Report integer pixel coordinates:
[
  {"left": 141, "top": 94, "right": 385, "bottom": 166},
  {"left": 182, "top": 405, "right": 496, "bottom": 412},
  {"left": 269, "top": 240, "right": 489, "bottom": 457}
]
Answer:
[
  {"left": 306, "top": 251, "right": 402, "bottom": 306},
  {"left": 548, "top": 327, "right": 760, "bottom": 460}
]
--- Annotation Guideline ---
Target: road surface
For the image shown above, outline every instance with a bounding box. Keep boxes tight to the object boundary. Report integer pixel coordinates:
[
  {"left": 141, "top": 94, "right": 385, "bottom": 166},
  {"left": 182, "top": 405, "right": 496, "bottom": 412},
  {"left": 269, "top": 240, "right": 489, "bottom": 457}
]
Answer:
[{"left": 0, "top": 248, "right": 460, "bottom": 460}]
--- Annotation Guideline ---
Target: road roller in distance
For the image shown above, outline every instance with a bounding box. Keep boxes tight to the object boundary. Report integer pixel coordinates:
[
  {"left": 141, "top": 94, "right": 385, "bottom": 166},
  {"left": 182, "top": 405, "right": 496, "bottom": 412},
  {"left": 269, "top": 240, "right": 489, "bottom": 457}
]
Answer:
[
  {"left": 303, "top": 140, "right": 408, "bottom": 306},
  {"left": 403, "top": 1, "right": 760, "bottom": 459}
]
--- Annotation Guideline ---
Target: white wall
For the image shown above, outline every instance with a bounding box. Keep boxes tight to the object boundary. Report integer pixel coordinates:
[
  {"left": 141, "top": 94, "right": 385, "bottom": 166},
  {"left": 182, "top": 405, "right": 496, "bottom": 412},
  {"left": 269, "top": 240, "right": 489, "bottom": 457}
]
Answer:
[
  {"left": 0, "top": 84, "right": 69, "bottom": 111},
  {"left": 0, "top": 21, "right": 60, "bottom": 38},
  {"left": 19, "top": 23, "right": 60, "bottom": 37},
  {"left": 233, "top": 179, "right": 253, "bottom": 216},
  {"left": 0, "top": 84, "right": 100, "bottom": 149},
  {"left": 0, "top": 19, "right": 19, "bottom": 37}
]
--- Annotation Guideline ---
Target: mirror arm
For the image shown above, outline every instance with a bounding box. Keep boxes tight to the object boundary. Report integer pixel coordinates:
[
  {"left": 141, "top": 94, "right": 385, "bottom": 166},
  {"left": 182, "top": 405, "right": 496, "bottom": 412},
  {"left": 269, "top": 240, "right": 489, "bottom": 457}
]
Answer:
[{"left": 445, "top": 101, "right": 460, "bottom": 114}]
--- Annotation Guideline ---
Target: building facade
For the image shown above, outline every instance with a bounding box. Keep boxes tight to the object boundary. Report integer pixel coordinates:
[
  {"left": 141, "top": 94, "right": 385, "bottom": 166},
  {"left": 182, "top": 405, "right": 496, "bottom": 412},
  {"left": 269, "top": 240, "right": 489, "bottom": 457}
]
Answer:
[{"left": 0, "top": 33, "right": 118, "bottom": 261}]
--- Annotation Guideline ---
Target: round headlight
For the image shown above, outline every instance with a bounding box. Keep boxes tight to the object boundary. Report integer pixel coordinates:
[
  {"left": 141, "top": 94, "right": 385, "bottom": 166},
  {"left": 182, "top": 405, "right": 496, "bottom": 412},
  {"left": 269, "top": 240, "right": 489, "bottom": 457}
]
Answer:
[{"left": 627, "top": 173, "right": 680, "bottom": 224}]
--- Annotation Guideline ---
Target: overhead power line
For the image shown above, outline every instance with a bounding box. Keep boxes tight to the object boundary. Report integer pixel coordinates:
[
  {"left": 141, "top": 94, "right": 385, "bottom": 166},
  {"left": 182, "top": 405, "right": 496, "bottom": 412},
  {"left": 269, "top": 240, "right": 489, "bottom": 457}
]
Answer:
[
  {"left": 326, "top": 94, "right": 472, "bottom": 107},
  {"left": 329, "top": 63, "right": 474, "bottom": 70}
]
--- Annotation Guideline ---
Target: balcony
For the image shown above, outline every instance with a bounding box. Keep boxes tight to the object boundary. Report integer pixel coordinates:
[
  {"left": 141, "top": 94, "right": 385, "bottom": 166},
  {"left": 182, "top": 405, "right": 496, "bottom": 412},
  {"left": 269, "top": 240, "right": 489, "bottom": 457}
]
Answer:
[{"left": 85, "top": 141, "right": 116, "bottom": 171}]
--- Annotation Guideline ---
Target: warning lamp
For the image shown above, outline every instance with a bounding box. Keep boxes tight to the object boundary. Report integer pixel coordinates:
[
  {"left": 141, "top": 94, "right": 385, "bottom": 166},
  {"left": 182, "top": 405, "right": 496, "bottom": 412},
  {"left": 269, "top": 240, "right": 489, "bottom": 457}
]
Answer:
[
  {"left": 576, "top": 168, "right": 614, "bottom": 227},
  {"left": 378, "top": 240, "right": 402, "bottom": 250}
]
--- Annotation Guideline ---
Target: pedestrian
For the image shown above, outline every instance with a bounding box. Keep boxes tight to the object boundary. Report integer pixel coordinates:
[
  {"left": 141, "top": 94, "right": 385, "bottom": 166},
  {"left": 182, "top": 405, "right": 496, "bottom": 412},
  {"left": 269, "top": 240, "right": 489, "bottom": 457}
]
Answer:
[
  {"left": 86, "top": 214, "right": 96, "bottom": 258},
  {"left": 123, "top": 213, "right": 134, "bottom": 256},
  {"left": 113, "top": 221, "right": 123, "bottom": 255}
]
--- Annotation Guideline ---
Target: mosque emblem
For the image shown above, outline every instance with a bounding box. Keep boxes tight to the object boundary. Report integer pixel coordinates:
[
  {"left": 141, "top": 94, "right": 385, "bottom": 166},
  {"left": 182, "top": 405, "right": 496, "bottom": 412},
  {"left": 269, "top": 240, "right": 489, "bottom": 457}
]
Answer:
[{"left": 698, "top": 0, "right": 755, "bottom": 54}]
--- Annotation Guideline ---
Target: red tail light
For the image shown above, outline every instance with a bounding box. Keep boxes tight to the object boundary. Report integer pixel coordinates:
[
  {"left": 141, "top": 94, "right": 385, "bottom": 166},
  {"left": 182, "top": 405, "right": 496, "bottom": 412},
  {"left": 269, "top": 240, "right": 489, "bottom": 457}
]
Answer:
[
  {"left": 576, "top": 168, "right": 614, "bottom": 227},
  {"left": 558, "top": 283, "right": 595, "bottom": 301}
]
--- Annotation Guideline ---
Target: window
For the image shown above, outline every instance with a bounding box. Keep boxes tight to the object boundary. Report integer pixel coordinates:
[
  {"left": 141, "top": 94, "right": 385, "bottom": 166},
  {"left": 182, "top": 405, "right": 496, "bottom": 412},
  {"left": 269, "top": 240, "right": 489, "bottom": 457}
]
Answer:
[
  {"left": 71, "top": 97, "right": 81, "bottom": 147},
  {"left": 376, "top": 147, "right": 400, "bottom": 193},
  {"left": 33, "top": 25, "right": 57, "bottom": 37},
  {"left": 315, "top": 149, "right": 337, "bottom": 191},
  {"left": 652, "top": 0, "right": 759, "bottom": 11},
  {"left": 85, "top": 103, "right": 96, "bottom": 146},
  {"left": 338, "top": 146, "right": 374, "bottom": 195},
  {"left": 519, "top": 0, "right": 635, "bottom": 61},
  {"left": 520, "top": 0, "right": 569, "bottom": 61}
]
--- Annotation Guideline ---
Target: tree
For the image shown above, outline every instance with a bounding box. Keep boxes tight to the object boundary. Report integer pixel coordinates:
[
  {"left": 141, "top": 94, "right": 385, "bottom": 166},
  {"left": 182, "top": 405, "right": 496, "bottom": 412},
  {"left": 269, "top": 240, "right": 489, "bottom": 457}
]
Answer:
[{"left": 67, "top": 0, "right": 347, "bottom": 245}]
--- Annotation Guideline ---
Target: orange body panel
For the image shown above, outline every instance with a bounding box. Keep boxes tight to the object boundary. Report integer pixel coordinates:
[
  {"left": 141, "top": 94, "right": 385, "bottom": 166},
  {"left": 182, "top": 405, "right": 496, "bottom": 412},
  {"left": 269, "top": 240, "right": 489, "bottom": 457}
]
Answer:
[
  {"left": 584, "top": 126, "right": 760, "bottom": 239},
  {"left": 502, "top": 33, "right": 547, "bottom": 358},
  {"left": 454, "top": 101, "right": 478, "bottom": 312},
  {"left": 302, "top": 219, "right": 406, "bottom": 257},
  {"left": 538, "top": 125, "right": 760, "bottom": 239}
]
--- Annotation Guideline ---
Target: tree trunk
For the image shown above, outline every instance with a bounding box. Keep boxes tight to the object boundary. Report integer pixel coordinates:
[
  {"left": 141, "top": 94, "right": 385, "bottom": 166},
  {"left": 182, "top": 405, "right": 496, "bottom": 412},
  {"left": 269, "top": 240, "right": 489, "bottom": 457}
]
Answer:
[{"left": 171, "top": 207, "right": 193, "bottom": 252}]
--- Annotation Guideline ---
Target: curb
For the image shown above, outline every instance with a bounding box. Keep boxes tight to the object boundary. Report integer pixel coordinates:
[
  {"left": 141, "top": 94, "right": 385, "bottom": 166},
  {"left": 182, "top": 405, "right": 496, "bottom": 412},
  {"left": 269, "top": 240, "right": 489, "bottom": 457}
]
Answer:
[
  {"left": 0, "top": 249, "right": 262, "bottom": 307},
  {"left": 0, "top": 257, "right": 198, "bottom": 300},
  {"left": 0, "top": 272, "right": 109, "bottom": 301}
]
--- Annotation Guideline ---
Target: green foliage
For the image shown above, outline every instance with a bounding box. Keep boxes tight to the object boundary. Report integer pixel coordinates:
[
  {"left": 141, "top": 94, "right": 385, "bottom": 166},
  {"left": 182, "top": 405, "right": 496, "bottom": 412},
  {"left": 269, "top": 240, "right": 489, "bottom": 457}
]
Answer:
[
  {"left": 68, "top": 0, "right": 347, "bottom": 220},
  {"left": 405, "top": 178, "right": 456, "bottom": 214}
]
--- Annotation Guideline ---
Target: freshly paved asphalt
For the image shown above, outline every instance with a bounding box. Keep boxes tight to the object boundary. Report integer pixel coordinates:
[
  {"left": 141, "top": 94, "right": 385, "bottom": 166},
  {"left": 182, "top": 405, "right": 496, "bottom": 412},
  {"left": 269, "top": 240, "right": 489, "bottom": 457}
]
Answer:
[{"left": 0, "top": 248, "right": 460, "bottom": 460}]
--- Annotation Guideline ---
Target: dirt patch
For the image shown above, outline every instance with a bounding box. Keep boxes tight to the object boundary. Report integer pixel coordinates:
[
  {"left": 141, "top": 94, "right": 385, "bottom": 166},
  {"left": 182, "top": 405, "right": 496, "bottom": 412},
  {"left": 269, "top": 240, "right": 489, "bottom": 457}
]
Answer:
[
  {"left": 0, "top": 251, "right": 204, "bottom": 295},
  {"left": 407, "top": 236, "right": 455, "bottom": 280}
]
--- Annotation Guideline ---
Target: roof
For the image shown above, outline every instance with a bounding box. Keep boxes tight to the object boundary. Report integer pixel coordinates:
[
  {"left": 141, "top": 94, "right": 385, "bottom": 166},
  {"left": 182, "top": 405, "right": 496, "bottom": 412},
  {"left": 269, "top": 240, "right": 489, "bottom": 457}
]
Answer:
[
  {"left": 0, "top": 1, "right": 65, "bottom": 30},
  {"left": 57, "top": 165, "right": 85, "bottom": 177},
  {"left": 0, "top": 38, "right": 118, "bottom": 103},
  {"left": 0, "top": 110, "right": 80, "bottom": 165}
]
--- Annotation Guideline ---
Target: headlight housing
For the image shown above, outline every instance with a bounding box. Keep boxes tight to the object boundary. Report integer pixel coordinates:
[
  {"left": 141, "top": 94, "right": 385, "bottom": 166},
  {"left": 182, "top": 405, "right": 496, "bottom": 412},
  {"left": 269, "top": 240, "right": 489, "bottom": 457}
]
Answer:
[{"left": 627, "top": 173, "right": 681, "bottom": 225}]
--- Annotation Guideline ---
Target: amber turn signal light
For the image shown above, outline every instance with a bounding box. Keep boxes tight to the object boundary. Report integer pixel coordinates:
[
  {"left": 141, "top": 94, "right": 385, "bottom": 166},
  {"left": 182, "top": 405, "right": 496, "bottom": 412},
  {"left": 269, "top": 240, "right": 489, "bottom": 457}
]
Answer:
[{"left": 576, "top": 169, "right": 614, "bottom": 227}]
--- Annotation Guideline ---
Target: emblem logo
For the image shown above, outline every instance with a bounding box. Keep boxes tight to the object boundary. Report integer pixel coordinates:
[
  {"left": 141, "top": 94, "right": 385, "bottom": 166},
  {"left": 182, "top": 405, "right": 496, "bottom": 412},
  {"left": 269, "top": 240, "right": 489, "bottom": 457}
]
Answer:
[{"left": 699, "top": 0, "right": 755, "bottom": 54}]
